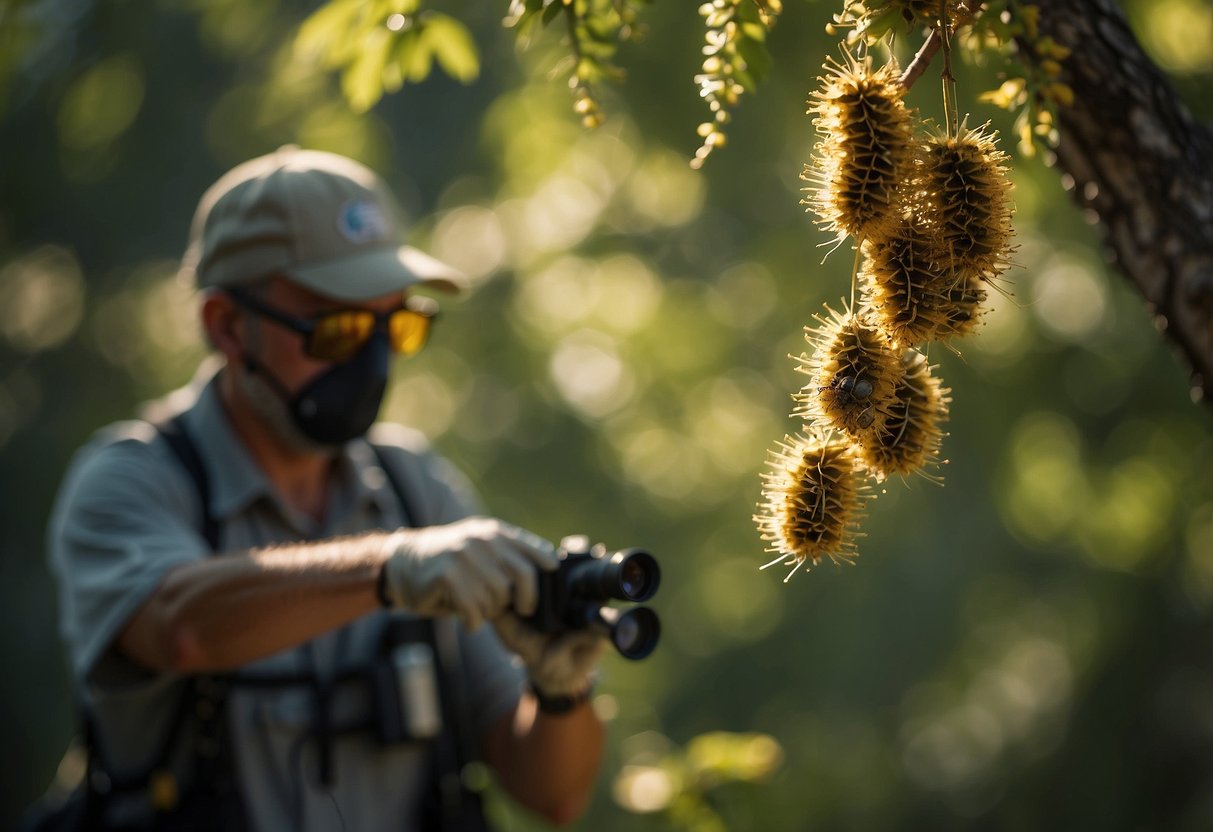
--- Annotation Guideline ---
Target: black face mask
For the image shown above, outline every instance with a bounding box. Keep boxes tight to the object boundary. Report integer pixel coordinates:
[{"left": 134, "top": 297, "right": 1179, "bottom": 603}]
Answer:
[{"left": 245, "top": 332, "right": 391, "bottom": 446}]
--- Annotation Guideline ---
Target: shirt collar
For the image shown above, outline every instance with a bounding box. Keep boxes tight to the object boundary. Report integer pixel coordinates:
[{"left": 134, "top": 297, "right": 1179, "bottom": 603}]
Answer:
[
  {"left": 180, "top": 367, "right": 276, "bottom": 521},
  {"left": 177, "top": 364, "right": 400, "bottom": 528}
]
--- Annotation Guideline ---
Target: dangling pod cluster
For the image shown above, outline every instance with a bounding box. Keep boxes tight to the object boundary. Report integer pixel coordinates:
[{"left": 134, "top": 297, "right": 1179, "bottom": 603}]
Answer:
[{"left": 755, "top": 2, "right": 1014, "bottom": 580}]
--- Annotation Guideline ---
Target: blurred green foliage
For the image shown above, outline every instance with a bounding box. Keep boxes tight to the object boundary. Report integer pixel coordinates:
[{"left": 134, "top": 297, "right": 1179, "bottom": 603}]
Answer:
[
  {"left": 503, "top": 0, "right": 649, "bottom": 130},
  {"left": 2, "top": 0, "right": 1212, "bottom": 830},
  {"left": 611, "top": 730, "right": 784, "bottom": 832},
  {"left": 294, "top": 0, "right": 480, "bottom": 112}
]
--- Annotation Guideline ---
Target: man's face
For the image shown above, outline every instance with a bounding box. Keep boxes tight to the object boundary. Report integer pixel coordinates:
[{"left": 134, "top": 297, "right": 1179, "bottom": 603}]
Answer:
[
  {"left": 220, "top": 276, "right": 408, "bottom": 454},
  {"left": 241, "top": 276, "right": 405, "bottom": 393}
]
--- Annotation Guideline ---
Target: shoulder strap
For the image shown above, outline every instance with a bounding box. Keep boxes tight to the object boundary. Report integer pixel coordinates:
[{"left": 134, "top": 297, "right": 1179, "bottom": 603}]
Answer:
[
  {"left": 147, "top": 416, "right": 247, "bottom": 823},
  {"left": 156, "top": 414, "right": 220, "bottom": 552},
  {"left": 368, "top": 441, "right": 419, "bottom": 529},
  {"left": 369, "top": 442, "right": 491, "bottom": 832},
  {"left": 68, "top": 416, "right": 240, "bottom": 826}
]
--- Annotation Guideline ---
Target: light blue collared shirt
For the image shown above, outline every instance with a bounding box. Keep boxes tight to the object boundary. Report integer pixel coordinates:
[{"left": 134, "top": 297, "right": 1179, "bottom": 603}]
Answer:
[{"left": 48, "top": 364, "right": 524, "bottom": 831}]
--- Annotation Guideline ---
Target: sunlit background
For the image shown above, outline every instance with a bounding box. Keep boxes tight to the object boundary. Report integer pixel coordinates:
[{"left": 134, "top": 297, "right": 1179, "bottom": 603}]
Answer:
[{"left": 3, "top": 0, "right": 1212, "bottom": 829}]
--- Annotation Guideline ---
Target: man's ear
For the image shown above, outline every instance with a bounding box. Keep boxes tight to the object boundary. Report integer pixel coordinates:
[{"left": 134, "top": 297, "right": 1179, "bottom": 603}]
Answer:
[{"left": 201, "top": 291, "right": 244, "bottom": 360}]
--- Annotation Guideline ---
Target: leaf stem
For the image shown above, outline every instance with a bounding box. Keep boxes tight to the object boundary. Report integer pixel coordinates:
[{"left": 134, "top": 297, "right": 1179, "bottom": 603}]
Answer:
[
  {"left": 940, "top": 0, "right": 959, "bottom": 137},
  {"left": 564, "top": 1, "right": 584, "bottom": 77},
  {"left": 898, "top": 2, "right": 980, "bottom": 93}
]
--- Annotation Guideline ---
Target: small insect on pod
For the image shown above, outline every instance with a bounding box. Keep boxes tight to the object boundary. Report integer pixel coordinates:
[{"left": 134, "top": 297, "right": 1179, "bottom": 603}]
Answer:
[{"left": 795, "top": 306, "right": 904, "bottom": 439}]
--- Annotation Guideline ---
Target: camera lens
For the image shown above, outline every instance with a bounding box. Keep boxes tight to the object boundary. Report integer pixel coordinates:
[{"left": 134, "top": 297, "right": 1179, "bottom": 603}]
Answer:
[
  {"left": 609, "top": 550, "right": 660, "bottom": 602},
  {"left": 566, "top": 549, "right": 660, "bottom": 603},
  {"left": 612, "top": 607, "right": 659, "bottom": 659},
  {"left": 615, "top": 614, "right": 639, "bottom": 651},
  {"left": 595, "top": 606, "right": 660, "bottom": 660},
  {"left": 620, "top": 559, "right": 648, "bottom": 599}
]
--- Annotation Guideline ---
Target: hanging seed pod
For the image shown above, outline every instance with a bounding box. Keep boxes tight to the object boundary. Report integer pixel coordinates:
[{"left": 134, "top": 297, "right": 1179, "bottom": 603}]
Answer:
[
  {"left": 859, "top": 226, "right": 988, "bottom": 346},
  {"left": 803, "top": 52, "right": 914, "bottom": 245},
  {"left": 755, "top": 430, "right": 873, "bottom": 578},
  {"left": 858, "top": 349, "right": 950, "bottom": 479},
  {"left": 916, "top": 123, "right": 1015, "bottom": 281},
  {"left": 939, "top": 267, "right": 987, "bottom": 337},
  {"left": 795, "top": 306, "right": 903, "bottom": 438}
]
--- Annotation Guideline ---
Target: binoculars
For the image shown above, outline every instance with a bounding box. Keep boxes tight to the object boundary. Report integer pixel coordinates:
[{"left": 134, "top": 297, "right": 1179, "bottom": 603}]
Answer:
[{"left": 524, "top": 535, "right": 661, "bottom": 660}]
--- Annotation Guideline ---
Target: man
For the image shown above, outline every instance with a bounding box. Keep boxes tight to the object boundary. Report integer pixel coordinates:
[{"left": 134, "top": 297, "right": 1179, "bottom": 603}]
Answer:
[{"left": 47, "top": 147, "right": 606, "bottom": 830}]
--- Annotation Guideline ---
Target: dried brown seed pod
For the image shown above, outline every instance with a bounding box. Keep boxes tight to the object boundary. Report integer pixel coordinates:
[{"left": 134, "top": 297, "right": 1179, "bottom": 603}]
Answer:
[
  {"left": 803, "top": 52, "right": 914, "bottom": 245},
  {"left": 795, "top": 306, "right": 904, "bottom": 438},
  {"left": 859, "top": 227, "right": 988, "bottom": 346},
  {"left": 857, "top": 349, "right": 950, "bottom": 480},
  {"left": 916, "top": 123, "right": 1015, "bottom": 281},
  {"left": 755, "top": 430, "right": 873, "bottom": 578}
]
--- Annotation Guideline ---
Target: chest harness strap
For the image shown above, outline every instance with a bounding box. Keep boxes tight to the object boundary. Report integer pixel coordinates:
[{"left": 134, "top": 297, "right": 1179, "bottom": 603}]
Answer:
[{"left": 77, "top": 416, "right": 489, "bottom": 831}]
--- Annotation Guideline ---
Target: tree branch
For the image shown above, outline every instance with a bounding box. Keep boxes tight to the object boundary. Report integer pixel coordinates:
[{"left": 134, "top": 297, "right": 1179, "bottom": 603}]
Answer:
[
  {"left": 898, "top": 3, "right": 979, "bottom": 90},
  {"left": 1024, "top": 0, "right": 1213, "bottom": 402},
  {"left": 899, "top": 26, "right": 943, "bottom": 89}
]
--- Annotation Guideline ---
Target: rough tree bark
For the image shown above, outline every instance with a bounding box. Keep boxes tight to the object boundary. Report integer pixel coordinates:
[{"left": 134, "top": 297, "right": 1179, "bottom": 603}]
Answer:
[{"left": 1023, "top": 0, "right": 1213, "bottom": 403}]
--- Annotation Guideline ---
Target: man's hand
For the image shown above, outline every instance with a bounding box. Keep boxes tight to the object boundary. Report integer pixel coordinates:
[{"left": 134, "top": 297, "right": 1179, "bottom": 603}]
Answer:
[
  {"left": 493, "top": 614, "right": 607, "bottom": 699},
  {"left": 382, "top": 517, "right": 558, "bottom": 630}
]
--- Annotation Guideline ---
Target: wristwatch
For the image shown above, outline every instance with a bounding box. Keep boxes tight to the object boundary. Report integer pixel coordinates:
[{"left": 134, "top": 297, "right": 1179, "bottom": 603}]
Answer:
[
  {"left": 375, "top": 559, "right": 394, "bottom": 608},
  {"left": 528, "top": 679, "right": 594, "bottom": 715}
]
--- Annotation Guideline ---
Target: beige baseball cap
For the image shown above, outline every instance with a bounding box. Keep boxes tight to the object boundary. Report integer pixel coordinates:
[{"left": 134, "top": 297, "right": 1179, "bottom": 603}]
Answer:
[{"left": 180, "top": 146, "right": 465, "bottom": 300}]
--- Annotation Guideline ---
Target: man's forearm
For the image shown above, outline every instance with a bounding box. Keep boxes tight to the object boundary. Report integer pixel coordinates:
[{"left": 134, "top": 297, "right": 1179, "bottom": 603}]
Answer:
[
  {"left": 117, "top": 532, "right": 394, "bottom": 672},
  {"left": 486, "top": 695, "right": 605, "bottom": 826}
]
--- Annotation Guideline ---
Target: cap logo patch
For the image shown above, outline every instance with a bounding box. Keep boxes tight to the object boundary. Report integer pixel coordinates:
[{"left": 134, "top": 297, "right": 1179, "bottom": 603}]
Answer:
[{"left": 337, "top": 199, "right": 390, "bottom": 244}]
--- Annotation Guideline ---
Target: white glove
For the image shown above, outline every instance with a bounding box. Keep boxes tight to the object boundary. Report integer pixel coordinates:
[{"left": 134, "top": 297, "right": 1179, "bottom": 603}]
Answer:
[
  {"left": 492, "top": 613, "right": 607, "bottom": 699},
  {"left": 381, "top": 517, "right": 558, "bottom": 631}
]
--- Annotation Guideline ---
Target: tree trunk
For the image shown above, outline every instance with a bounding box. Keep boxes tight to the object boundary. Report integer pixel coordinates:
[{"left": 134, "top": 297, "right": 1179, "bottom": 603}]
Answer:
[{"left": 1024, "top": 0, "right": 1213, "bottom": 403}]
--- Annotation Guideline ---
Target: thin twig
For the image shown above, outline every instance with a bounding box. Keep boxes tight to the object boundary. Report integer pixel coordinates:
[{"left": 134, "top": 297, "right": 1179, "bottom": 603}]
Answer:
[
  {"left": 899, "top": 27, "right": 943, "bottom": 90},
  {"left": 940, "top": 0, "right": 958, "bottom": 136},
  {"left": 564, "top": 2, "right": 584, "bottom": 74},
  {"left": 940, "top": 0, "right": 955, "bottom": 84},
  {"left": 898, "top": 3, "right": 980, "bottom": 91}
]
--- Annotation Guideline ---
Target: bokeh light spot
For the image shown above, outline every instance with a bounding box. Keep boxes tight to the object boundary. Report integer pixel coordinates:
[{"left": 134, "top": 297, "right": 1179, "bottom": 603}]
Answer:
[
  {"left": 57, "top": 53, "right": 145, "bottom": 152},
  {"left": 1001, "top": 412, "right": 1086, "bottom": 544},
  {"left": 694, "top": 558, "right": 785, "bottom": 644},
  {"left": 1134, "top": 0, "right": 1213, "bottom": 73},
  {"left": 0, "top": 246, "right": 85, "bottom": 353},
  {"left": 430, "top": 206, "right": 508, "bottom": 286},
  {"left": 1032, "top": 257, "right": 1108, "bottom": 341},
  {"left": 548, "top": 330, "right": 633, "bottom": 418},
  {"left": 612, "top": 765, "right": 676, "bottom": 813}
]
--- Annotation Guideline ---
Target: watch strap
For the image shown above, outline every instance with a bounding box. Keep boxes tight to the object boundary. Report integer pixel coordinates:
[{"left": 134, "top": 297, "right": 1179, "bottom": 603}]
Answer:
[{"left": 528, "top": 679, "right": 593, "bottom": 715}]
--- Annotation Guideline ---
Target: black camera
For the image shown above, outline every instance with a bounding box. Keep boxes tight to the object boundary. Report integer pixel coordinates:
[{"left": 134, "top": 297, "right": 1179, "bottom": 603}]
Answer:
[{"left": 524, "top": 535, "right": 661, "bottom": 660}]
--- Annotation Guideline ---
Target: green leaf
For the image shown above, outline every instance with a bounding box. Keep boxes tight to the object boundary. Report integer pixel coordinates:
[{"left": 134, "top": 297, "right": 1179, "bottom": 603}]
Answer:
[
  {"left": 860, "top": 4, "right": 905, "bottom": 41},
  {"left": 381, "top": 38, "right": 404, "bottom": 93},
  {"left": 422, "top": 14, "right": 479, "bottom": 82},
  {"left": 735, "top": 33, "right": 771, "bottom": 83},
  {"left": 733, "top": 65, "right": 756, "bottom": 94},
  {"left": 513, "top": 12, "right": 541, "bottom": 39},
  {"left": 541, "top": 0, "right": 564, "bottom": 26},
  {"left": 739, "top": 21, "right": 766, "bottom": 42},
  {"left": 341, "top": 27, "right": 393, "bottom": 111},
  {"left": 394, "top": 27, "right": 433, "bottom": 83},
  {"left": 585, "top": 13, "right": 618, "bottom": 42},
  {"left": 295, "top": 0, "right": 361, "bottom": 65}
]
